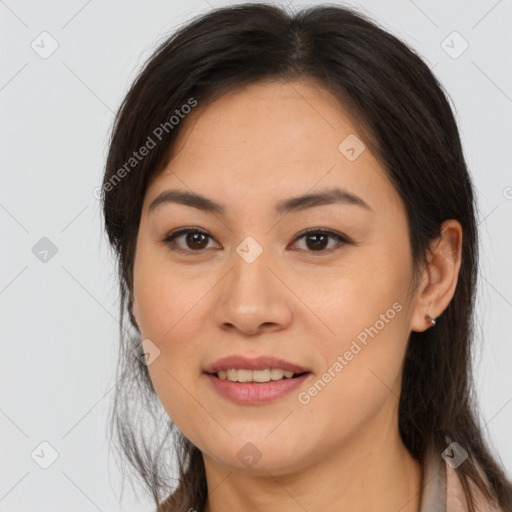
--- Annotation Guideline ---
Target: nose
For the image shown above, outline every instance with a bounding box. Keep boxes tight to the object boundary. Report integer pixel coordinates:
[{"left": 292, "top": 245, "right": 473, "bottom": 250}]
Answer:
[{"left": 212, "top": 243, "right": 294, "bottom": 336}]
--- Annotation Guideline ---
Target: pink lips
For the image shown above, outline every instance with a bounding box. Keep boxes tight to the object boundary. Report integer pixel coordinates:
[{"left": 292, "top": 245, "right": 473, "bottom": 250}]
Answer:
[
  {"left": 205, "top": 372, "right": 311, "bottom": 404},
  {"left": 203, "top": 354, "right": 311, "bottom": 405},
  {"left": 203, "top": 355, "right": 310, "bottom": 375}
]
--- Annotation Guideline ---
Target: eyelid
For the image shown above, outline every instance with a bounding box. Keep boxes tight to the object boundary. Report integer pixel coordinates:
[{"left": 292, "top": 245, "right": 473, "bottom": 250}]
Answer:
[
  {"left": 161, "top": 227, "right": 219, "bottom": 253},
  {"left": 161, "top": 227, "right": 351, "bottom": 254},
  {"left": 291, "top": 227, "right": 351, "bottom": 253}
]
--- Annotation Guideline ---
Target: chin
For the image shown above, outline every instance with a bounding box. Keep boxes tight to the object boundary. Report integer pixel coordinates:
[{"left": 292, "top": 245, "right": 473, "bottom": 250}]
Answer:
[{"left": 202, "top": 436, "right": 313, "bottom": 476}]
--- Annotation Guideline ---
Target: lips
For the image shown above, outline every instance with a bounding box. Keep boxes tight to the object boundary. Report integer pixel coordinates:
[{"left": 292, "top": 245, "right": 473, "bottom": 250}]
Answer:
[
  {"left": 205, "top": 372, "right": 312, "bottom": 404},
  {"left": 203, "top": 355, "right": 310, "bottom": 375}
]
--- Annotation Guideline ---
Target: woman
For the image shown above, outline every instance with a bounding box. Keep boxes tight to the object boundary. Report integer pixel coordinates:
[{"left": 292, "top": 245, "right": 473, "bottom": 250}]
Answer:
[{"left": 102, "top": 3, "right": 512, "bottom": 511}]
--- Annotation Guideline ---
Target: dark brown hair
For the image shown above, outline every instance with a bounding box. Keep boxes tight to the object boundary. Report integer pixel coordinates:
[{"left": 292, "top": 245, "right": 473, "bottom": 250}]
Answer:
[{"left": 101, "top": 3, "right": 512, "bottom": 511}]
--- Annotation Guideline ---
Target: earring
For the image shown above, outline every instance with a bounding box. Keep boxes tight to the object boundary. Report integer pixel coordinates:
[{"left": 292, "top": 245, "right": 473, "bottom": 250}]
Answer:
[{"left": 425, "top": 313, "right": 436, "bottom": 327}]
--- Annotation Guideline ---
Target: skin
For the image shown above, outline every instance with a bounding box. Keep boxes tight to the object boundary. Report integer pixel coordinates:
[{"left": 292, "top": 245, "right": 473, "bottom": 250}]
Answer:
[{"left": 131, "top": 79, "right": 462, "bottom": 512}]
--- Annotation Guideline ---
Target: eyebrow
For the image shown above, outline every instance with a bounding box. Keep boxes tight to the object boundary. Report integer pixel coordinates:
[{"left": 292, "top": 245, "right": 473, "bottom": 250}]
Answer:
[{"left": 148, "top": 187, "right": 373, "bottom": 216}]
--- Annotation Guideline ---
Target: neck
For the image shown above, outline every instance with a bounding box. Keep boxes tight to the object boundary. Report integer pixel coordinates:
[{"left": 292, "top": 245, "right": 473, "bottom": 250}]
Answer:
[{"left": 202, "top": 406, "right": 423, "bottom": 512}]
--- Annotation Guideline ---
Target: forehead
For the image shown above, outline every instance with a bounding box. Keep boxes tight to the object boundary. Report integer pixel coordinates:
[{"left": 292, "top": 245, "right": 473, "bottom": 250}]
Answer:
[
  {"left": 167, "top": 79, "right": 363, "bottom": 163},
  {"left": 144, "top": 80, "right": 400, "bottom": 216}
]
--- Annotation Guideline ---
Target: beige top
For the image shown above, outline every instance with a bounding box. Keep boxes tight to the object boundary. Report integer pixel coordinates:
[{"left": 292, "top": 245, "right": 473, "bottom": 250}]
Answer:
[{"left": 419, "top": 445, "right": 503, "bottom": 511}]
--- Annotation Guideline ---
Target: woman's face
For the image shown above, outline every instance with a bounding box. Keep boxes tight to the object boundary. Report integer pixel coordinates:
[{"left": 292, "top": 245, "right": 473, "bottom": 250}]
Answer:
[{"left": 132, "top": 79, "right": 424, "bottom": 475}]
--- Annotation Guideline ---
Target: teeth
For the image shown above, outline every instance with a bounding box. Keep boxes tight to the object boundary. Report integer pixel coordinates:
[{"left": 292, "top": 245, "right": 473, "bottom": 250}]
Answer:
[
  {"left": 216, "top": 369, "right": 298, "bottom": 382},
  {"left": 253, "top": 369, "right": 270, "bottom": 382},
  {"left": 237, "top": 369, "right": 252, "bottom": 382},
  {"left": 270, "top": 368, "right": 285, "bottom": 380}
]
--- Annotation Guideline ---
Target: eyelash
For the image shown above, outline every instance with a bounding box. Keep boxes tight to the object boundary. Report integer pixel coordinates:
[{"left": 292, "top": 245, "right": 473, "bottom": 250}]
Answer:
[{"left": 161, "top": 227, "right": 350, "bottom": 255}]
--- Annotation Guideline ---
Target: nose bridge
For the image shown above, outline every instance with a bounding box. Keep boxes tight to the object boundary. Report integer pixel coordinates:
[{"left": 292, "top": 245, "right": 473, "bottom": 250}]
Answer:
[
  {"left": 213, "top": 234, "right": 293, "bottom": 333},
  {"left": 230, "top": 234, "right": 275, "bottom": 302}
]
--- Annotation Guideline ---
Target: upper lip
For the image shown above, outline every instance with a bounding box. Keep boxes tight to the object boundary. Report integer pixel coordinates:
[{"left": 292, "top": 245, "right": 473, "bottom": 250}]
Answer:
[{"left": 204, "top": 355, "right": 310, "bottom": 374}]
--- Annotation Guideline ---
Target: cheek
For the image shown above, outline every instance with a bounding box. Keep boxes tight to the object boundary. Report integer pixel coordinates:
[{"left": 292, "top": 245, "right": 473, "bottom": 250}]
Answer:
[
  {"left": 301, "top": 244, "right": 412, "bottom": 413},
  {"left": 315, "top": 241, "right": 411, "bottom": 339},
  {"left": 133, "top": 238, "right": 198, "bottom": 338},
  {"left": 299, "top": 300, "right": 410, "bottom": 444},
  {"left": 134, "top": 265, "right": 205, "bottom": 373},
  {"left": 133, "top": 263, "right": 209, "bottom": 438}
]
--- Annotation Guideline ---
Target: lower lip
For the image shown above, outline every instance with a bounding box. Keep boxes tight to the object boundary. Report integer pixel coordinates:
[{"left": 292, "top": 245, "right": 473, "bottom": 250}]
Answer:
[{"left": 205, "top": 373, "right": 311, "bottom": 404}]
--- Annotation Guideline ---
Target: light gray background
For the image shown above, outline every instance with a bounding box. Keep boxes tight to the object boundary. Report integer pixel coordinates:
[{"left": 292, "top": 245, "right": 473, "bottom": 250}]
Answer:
[{"left": 1, "top": 0, "right": 511, "bottom": 511}]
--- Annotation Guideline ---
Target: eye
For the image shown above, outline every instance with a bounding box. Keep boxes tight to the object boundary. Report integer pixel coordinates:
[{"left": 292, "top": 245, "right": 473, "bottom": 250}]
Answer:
[
  {"left": 161, "top": 227, "right": 350, "bottom": 254},
  {"left": 162, "top": 228, "right": 219, "bottom": 253},
  {"left": 290, "top": 228, "right": 349, "bottom": 253}
]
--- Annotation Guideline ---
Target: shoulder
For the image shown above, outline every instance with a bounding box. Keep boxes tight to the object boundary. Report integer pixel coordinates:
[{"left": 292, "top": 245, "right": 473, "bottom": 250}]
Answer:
[
  {"left": 445, "top": 456, "right": 502, "bottom": 512},
  {"left": 420, "top": 444, "right": 503, "bottom": 512}
]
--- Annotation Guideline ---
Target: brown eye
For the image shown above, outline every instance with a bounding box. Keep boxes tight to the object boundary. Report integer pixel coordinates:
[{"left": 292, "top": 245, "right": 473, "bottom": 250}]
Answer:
[
  {"left": 162, "top": 229, "right": 219, "bottom": 252},
  {"left": 162, "top": 227, "right": 349, "bottom": 255},
  {"left": 290, "top": 229, "right": 349, "bottom": 253},
  {"left": 184, "top": 232, "right": 209, "bottom": 250},
  {"left": 303, "top": 232, "right": 329, "bottom": 251}
]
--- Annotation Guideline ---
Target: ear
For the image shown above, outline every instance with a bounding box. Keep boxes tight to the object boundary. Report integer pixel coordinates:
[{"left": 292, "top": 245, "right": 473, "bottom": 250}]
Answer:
[{"left": 410, "top": 219, "right": 463, "bottom": 332}]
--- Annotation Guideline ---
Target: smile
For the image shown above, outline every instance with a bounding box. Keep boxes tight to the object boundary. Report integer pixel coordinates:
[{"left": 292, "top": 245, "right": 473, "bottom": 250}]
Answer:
[
  {"left": 205, "top": 371, "right": 311, "bottom": 404},
  {"left": 217, "top": 368, "right": 300, "bottom": 382}
]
